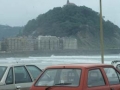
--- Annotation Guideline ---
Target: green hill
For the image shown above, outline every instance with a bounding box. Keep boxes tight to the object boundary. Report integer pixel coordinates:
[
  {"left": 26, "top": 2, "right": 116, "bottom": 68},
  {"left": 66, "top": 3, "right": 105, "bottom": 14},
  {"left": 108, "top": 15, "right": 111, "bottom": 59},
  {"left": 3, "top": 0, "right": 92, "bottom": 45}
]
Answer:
[
  {"left": 0, "top": 25, "right": 23, "bottom": 40},
  {"left": 22, "top": 5, "right": 120, "bottom": 49}
]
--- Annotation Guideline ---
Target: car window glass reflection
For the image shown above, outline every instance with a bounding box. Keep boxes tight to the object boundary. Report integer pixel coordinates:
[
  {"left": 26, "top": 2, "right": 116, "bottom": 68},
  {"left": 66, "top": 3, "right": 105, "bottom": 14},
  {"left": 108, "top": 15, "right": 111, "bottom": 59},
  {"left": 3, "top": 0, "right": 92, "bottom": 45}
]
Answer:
[
  {"left": 14, "top": 66, "right": 32, "bottom": 83},
  {"left": 6, "top": 67, "right": 13, "bottom": 84},
  {"left": 26, "top": 65, "right": 42, "bottom": 80},
  {"left": 0, "top": 66, "right": 7, "bottom": 81},
  {"left": 35, "top": 69, "right": 81, "bottom": 86}
]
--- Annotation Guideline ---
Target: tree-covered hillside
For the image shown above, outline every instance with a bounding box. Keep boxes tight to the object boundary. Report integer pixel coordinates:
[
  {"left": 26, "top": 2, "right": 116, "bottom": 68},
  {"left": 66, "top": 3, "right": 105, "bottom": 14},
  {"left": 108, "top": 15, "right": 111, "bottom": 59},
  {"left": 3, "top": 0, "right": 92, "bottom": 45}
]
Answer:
[
  {"left": 0, "top": 25, "right": 23, "bottom": 40},
  {"left": 22, "top": 5, "right": 120, "bottom": 49}
]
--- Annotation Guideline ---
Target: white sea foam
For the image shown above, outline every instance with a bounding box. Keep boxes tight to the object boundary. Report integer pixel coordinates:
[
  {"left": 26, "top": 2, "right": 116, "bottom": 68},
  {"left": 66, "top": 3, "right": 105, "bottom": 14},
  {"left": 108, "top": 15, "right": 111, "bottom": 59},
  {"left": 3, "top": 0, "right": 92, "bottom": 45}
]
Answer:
[{"left": 0, "top": 54, "right": 120, "bottom": 69}]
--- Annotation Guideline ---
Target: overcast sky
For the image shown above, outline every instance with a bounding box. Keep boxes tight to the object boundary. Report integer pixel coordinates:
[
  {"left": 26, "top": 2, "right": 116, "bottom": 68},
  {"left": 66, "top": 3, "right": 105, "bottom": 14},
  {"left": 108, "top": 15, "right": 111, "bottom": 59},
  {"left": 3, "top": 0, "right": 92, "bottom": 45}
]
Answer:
[{"left": 0, "top": 0, "right": 120, "bottom": 27}]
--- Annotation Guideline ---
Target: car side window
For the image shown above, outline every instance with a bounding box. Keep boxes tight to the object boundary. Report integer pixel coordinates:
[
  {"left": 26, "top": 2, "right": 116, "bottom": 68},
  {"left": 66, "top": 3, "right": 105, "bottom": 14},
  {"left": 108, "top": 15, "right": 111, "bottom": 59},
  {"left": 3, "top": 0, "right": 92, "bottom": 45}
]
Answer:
[
  {"left": 104, "top": 68, "right": 120, "bottom": 85},
  {"left": 0, "top": 66, "right": 7, "bottom": 81},
  {"left": 88, "top": 69, "right": 105, "bottom": 87},
  {"left": 6, "top": 67, "right": 13, "bottom": 84},
  {"left": 26, "top": 65, "right": 42, "bottom": 80},
  {"left": 14, "top": 66, "right": 32, "bottom": 84}
]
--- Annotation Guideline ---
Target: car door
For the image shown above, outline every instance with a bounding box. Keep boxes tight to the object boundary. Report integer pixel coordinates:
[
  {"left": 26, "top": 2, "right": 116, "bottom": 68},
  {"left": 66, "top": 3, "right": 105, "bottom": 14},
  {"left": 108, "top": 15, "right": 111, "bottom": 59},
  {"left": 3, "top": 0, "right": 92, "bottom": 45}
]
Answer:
[
  {"left": 14, "top": 66, "right": 33, "bottom": 90},
  {"left": 1, "top": 67, "right": 16, "bottom": 90},
  {"left": 85, "top": 68, "right": 110, "bottom": 90},
  {"left": 103, "top": 67, "right": 120, "bottom": 90}
]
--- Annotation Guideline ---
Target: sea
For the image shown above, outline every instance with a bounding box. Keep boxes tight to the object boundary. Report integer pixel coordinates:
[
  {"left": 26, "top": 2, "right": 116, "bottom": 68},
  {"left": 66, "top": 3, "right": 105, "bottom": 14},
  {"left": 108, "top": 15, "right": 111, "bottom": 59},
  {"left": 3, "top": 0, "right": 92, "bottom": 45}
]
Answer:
[{"left": 0, "top": 54, "right": 120, "bottom": 69}]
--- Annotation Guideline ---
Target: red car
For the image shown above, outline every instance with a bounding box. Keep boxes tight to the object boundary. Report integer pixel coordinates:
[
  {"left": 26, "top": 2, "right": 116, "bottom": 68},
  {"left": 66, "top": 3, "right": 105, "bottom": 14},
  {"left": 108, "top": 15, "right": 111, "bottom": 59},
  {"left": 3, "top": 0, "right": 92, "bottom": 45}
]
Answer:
[{"left": 30, "top": 64, "right": 120, "bottom": 90}]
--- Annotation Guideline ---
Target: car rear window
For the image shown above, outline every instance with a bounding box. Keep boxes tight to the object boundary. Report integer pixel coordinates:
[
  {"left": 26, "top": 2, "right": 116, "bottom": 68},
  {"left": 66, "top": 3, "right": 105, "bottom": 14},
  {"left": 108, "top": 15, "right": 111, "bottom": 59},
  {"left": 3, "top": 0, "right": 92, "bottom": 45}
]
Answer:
[{"left": 35, "top": 68, "right": 81, "bottom": 87}]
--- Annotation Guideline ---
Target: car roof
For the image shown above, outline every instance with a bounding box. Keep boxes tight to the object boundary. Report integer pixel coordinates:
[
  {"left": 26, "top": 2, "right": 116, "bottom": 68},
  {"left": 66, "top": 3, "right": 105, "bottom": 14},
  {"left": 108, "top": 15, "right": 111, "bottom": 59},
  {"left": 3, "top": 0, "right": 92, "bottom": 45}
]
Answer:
[
  {"left": 0, "top": 63, "right": 36, "bottom": 67},
  {"left": 46, "top": 63, "right": 113, "bottom": 69}
]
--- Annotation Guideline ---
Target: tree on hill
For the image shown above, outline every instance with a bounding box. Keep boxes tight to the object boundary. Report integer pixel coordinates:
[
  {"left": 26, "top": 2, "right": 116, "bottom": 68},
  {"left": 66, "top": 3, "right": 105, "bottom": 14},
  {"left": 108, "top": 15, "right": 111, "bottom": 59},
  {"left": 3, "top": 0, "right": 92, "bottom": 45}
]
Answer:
[{"left": 0, "top": 25, "right": 23, "bottom": 40}]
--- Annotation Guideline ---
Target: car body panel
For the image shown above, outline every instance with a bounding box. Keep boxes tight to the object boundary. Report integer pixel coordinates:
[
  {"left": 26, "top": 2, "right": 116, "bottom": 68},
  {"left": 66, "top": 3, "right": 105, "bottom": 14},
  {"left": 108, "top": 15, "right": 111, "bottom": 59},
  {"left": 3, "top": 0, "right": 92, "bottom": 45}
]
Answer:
[
  {"left": 0, "top": 84, "right": 15, "bottom": 90},
  {"left": 15, "top": 83, "right": 33, "bottom": 90}
]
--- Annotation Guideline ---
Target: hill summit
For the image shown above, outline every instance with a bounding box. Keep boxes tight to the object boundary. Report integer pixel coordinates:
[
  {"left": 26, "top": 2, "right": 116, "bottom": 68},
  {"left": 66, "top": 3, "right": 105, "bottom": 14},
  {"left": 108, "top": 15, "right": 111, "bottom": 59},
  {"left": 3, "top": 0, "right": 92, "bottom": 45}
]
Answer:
[{"left": 22, "top": 4, "right": 120, "bottom": 49}]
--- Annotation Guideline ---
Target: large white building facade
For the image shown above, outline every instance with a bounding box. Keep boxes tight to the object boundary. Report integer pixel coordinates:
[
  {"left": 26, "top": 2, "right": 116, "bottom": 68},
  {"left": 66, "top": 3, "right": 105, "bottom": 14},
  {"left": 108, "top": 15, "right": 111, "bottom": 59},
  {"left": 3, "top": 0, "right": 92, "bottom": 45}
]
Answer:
[
  {"left": 1, "top": 35, "right": 78, "bottom": 52},
  {"left": 36, "top": 36, "right": 78, "bottom": 50},
  {"left": 36, "top": 36, "right": 60, "bottom": 50},
  {"left": 62, "top": 37, "right": 78, "bottom": 50},
  {"left": 4, "top": 37, "right": 34, "bottom": 52}
]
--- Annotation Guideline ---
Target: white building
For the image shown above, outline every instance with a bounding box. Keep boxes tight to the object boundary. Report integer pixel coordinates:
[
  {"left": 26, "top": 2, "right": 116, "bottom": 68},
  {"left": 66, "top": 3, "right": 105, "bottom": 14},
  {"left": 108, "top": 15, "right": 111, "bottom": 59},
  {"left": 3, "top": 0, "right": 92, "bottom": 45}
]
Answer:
[
  {"left": 37, "top": 35, "right": 59, "bottom": 50},
  {"left": 5, "top": 37, "right": 34, "bottom": 52},
  {"left": 62, "top": 37, "right": 78, "bottom": 50}
]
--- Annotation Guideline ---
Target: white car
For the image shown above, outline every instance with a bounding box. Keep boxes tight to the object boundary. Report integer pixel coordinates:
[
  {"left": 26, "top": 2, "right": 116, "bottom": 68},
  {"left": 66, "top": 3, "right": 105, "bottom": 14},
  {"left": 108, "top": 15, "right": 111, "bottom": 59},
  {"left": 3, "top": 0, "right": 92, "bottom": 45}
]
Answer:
[
  {"left": 111, "top": 60, "right": 120, "bottom": 70},
  {"left": 0, "top": 63, "right": 42, "bottom": 90}
]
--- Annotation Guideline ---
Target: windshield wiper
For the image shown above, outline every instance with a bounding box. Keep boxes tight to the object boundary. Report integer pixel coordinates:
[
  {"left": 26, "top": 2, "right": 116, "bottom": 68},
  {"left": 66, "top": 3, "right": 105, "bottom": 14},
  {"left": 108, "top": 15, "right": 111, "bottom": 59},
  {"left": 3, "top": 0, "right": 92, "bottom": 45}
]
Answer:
[
  {"left": 45, "top": 86, "right": 51, "bottom": 90},
  {"left": 54, "top": 83, "right": 72, "bottom": 85},
  {"left": 45, "top": 83, "right": 72, "bottom": 90}
]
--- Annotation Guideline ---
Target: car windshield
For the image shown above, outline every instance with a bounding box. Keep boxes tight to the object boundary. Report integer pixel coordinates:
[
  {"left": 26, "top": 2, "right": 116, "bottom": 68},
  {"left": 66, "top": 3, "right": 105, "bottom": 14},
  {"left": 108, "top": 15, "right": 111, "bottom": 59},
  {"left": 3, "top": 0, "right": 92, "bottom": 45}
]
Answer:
[
  {"left": 35, "top": 69, "right": 81, "bottom": 86},
  {"left": 0, "top": 66, "right": 7, "bottom": 81}
]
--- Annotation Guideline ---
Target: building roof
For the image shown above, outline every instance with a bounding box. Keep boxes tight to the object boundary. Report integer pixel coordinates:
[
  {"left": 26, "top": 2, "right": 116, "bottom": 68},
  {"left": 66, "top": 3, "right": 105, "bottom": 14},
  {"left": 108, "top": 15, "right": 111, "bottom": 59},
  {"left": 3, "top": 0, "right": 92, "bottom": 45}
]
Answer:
[{"left": 65, "top": 0, "right": 76, "bottom": 6}]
